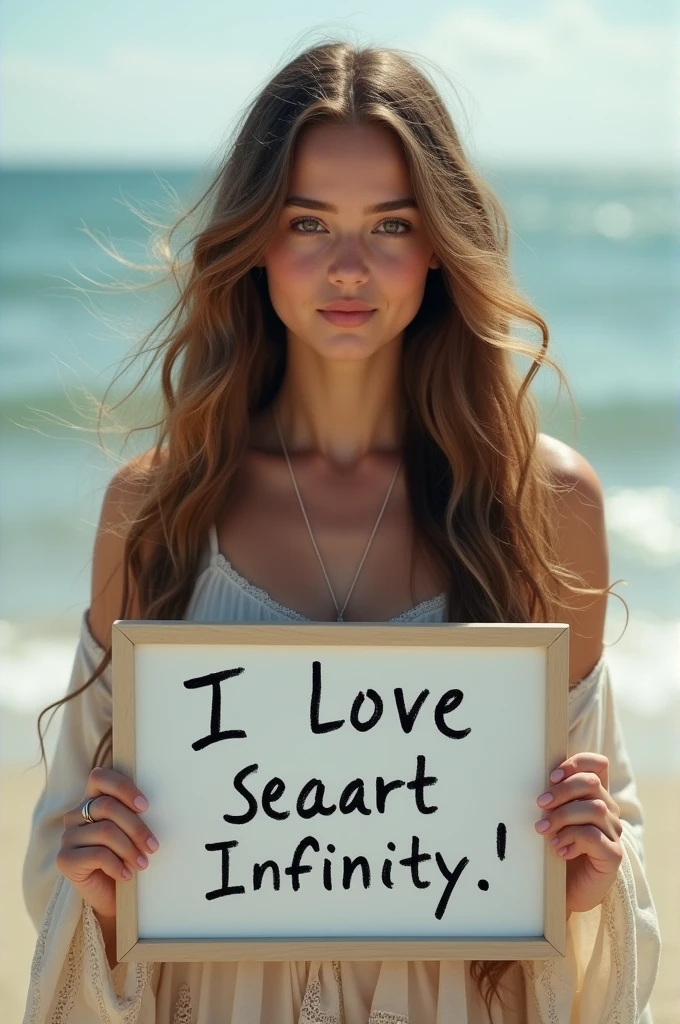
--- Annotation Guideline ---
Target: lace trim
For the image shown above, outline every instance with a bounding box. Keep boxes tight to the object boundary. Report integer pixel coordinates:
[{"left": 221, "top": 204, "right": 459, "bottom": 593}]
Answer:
[
  {"left": 172, "top": 982, "right": 193, "bottom": 1024},
  {"left": 568, "top": 651, "right": 606, "bottom": 702},
  {"left": 300, "top": 961, "right": 344, "bottom": 1023},
  {"left": 524, "top": 852, "right": 638, "bottom": 1023},
  {"left": 27, "top": 874, "right": 68, "bottom": 1024},
  {"left": 524, "top": 956, "right": 560, "bottom": 1024},
  {"left": 210, "top": 553, "right": 447, "bottom": 624},
  {"left": 84, "top": 900, "right": 155, "bottom": 1023},
  {"left": 603, "top": 852, "right": 637, "bottom": 1021},
  {"left": 298, "top": 962, "right": 410, "bottom": 1024},
  {"left": 27, "top": 873, "right": 156, "bottom": 1024}
]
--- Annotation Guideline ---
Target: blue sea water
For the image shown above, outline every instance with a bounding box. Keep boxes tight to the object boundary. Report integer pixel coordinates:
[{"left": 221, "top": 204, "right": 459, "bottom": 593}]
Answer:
[{"left": 0, "top": 166, "right": 678, "bottom": 770}]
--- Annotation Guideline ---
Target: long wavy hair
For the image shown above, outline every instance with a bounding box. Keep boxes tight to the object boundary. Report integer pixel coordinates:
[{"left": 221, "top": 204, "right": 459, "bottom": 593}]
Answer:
[{"left": 33, "top": 38, "right": 624, "bottom": 1018}]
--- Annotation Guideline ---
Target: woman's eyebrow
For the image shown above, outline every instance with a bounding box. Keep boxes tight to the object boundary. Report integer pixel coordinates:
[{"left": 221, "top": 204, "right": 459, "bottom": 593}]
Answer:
[{"left": 284, "top": 196, "right": 418, "bottom": 214}]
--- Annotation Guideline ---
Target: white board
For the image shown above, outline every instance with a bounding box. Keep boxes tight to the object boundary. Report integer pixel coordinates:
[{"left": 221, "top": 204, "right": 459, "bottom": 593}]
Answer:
[{"left": 112, "top": 622, "right": 568, "bottom": 961}]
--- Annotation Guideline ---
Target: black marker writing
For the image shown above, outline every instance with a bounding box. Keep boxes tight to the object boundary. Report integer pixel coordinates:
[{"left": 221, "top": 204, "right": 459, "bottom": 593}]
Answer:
[
  {"left": 204, "top": 839, "right": 244, "bottom": 900},
  {"left": 310, "top": 661, "right": 344, "bottom": 734},
  {"left": 434, "top": 853, "right": 469, "bottom": 920},
  {"left": 309, "top": 663, "right": 471, "bottom": 739},
  {"left": 184, "top": 667, "right": 246, "bottom": 751},
  {"left": 220, "top": 756, "right": 437, "bottom": 822},
  {"left": 204, "top": 831, "right": 508, "bottom": 920},
  {"left": 342, "top": 854, "right": 371, "bottom": 890},
  {"left": 284, "top": 836, "right": 320, "bottom": 890},
  {"left": 434, "top": 690, "right": 472, "bottom": 739},
  {"left": 398, "top": 834, "right": 431, "bottom": 889},
  {"left": 393, "top": 687, "right": 430, "bottom": 732},
  {"left": 496, "top": 822, "right": 507, "bottom": 860},
  {"left": 350, "top": 689, "right": 383, "bottom": 732},
  {"left": 406, "top": 754, "right": 439, "bottom": 814}
]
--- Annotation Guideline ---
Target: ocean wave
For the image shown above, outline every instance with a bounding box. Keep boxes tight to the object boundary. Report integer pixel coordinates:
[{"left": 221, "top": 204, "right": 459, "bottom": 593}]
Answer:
[
  {"left": 2, "top": 385, "right": 676, "bottom": 426},
  {"left": 0, "top": 621, "right": 78, "bottom": 715},
  {"left": 1, "top": 612, "right": 677, "bottom": 718},
  {"left": 604, "top": 614, "right": 680, "bottom": 716},
  {"left": 605, "top": 486, "right": 680, "bottom": 561}
]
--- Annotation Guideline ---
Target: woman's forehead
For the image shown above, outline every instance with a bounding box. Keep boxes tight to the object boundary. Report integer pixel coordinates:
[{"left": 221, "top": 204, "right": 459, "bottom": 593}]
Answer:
[{"left": 289, "top": 124, "right": 412, "bottom": 202}]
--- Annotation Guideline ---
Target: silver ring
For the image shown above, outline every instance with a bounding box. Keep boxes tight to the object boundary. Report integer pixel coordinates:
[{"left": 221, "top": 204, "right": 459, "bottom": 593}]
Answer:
[{"left": 81, "top": 797, "right": 97, "bottom": 824}]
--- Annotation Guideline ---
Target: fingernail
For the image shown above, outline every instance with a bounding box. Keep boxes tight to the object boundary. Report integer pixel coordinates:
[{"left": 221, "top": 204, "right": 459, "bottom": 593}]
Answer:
[
  {"left": 550, "top": 769, "right": 565, "bottom": 783},
  {"left": 535, "top": 819, "right": 550, "bottom": 833},
  {"left": 122, "top": 867, "right": 132, "bottom": 879},
  {"left": 537, "top": 792, "right": 553, "bottom": 807},
  {"left": 147, "top": 836, "right": 159, "bottom": 852},
  {"left": 134, "top": 796, "right": 148, "bottom": 810},
  {"left": 137, "top": 854, "right": 148, "bottom": 869}
]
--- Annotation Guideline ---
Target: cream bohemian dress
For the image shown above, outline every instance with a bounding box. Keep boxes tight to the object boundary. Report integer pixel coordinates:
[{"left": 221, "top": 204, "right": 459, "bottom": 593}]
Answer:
[{"left": 22, "top": 527, "right": 661, "bottom": 1023}]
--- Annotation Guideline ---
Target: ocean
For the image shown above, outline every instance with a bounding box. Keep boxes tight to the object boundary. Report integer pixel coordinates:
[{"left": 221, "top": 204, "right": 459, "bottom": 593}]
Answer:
[{"left": 0, "top": 166, "right": 678, "bottom": 774}]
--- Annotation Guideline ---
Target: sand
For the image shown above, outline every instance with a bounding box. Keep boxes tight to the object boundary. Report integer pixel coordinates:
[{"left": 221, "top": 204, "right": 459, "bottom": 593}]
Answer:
[{"left": 1, "top": 766, "right": 678, "bottom": 1023}]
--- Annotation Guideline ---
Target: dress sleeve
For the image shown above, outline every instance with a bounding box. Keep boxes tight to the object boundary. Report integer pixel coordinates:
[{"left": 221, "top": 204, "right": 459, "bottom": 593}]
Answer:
[
  {"left": 524, "top": 654, "right": 662, "bottom": 1023},
  {"left": 21, "top": 614, "right": 158, "bottom": 1023}
]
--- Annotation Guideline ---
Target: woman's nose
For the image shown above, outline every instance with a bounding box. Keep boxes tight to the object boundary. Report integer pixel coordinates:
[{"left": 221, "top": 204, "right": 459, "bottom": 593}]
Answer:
[{"left": 327, "top": 240, "right": 370, "bottom": 285}]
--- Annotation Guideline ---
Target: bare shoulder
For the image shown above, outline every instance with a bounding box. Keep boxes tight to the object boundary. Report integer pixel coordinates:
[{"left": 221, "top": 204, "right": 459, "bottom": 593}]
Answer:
[
  {"left": 536, "top": 433, "right": 609, "bottom": 684},
  {"left": 537, "top": 433, "right": 604, "bottom": 502},
  {"left": 88, "top": 449, "right": 160, "bottom": 649}
]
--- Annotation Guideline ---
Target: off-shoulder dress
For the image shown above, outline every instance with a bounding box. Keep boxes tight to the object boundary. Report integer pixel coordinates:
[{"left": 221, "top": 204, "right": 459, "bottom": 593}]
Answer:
[{"left": 21, "top": 526, "right": 661, "bottom": 1023}]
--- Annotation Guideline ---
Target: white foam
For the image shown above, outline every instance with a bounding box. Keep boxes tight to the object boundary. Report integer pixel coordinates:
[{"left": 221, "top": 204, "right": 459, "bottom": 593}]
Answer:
[
  {"left": 604, "top": 613, "right": 680, "bottom": 716},
  {"left": 1, "top": 608, "right": 677, "bottom": 722},
  {"left": 0, "top": 621, "right": 77, "bottom": 714},
  {"left": 605, "top": 486, "right": 680, "bottom": 561}
]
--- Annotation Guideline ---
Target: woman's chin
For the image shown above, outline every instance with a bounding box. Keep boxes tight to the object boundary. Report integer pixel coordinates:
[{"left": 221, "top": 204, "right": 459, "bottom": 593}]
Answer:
[{"left": 295, "top": 330, "right": 400, "bottom": 362}]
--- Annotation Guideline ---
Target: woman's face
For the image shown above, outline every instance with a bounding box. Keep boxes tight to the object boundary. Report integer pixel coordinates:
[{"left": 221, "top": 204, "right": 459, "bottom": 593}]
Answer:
[{"left": 262, "top": 122, "right": 440, "bottom": 361}]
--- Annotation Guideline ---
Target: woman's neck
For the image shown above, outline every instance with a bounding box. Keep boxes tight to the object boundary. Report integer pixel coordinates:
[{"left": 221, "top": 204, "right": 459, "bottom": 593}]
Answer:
[{"left": 271, "top": 334, "right": 405, "bottom": 465}]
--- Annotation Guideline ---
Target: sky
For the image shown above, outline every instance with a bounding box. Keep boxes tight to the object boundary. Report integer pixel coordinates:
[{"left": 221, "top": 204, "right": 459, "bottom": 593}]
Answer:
[{"left": 1, "top": 0, "right": 677, "bottom": 169}]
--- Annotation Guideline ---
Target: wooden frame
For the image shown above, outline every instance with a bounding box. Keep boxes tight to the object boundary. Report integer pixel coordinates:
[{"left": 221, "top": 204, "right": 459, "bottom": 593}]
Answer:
[{"left": 112, "top": 621, "right": 569, "bottom": 963}]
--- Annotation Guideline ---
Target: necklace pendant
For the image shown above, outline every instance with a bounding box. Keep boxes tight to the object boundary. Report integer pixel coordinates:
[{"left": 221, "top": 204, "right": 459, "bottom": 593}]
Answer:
[{"left": 337, "top": 612, "right": 344, "bottom": 622}]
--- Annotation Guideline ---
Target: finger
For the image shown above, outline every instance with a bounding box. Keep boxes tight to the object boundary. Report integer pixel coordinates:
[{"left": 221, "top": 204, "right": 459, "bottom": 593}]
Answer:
[
  {"left": 63, "top": 819, "right": 150, "bottom": 874},
  {"left": 550, "top": 753, "right": 609, "bottom": 792},
  {"left": 57, "top": 842, "right": 134, "bottom": 883},
  {"left": 63, "top": 793, "right": 159, "bottom": 858},
  {"left": 547, "top": 825, "right": 623, "bottom": 866},
  {"left": 82, "top": 766, "right": 149, "bottom": 812},
  {"left": 537, "top": 772, "right": 620, "bottom": 815},
  {"left": 536, "top": 798, "right": 621, "bottom": 842}
]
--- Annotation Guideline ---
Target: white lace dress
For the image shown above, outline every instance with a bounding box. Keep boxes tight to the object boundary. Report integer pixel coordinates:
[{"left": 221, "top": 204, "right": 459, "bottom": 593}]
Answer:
[{"left": 21, "top": 531, "right": 661, "bottom": 1023}]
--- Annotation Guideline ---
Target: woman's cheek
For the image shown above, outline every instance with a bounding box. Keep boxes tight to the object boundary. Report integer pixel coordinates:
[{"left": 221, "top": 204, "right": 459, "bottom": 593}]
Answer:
[
  {"left": 265, "top": 253, "right": 314, "bottom": 311},
  {"left": 373, "top": 248, "right": 432, "bottom": 304},
  {"left": 267, "top": 239, "right": 321, "bottom": 284}
]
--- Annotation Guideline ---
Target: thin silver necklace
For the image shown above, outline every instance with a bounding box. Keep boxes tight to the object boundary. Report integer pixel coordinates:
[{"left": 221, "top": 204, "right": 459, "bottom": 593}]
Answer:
[{"left": 273, "top": 407, "right": 402, "bottom": 622}]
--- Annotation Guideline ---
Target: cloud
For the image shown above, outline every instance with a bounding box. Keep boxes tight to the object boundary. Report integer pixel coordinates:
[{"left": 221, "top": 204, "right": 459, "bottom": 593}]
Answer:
[{"left": 413, "top": 0, "right": 676, "bottom": 166}]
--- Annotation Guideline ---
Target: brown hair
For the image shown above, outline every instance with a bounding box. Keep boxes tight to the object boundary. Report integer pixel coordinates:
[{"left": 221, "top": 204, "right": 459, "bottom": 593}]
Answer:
[{"left": 34, "top": 38, "right": 623, "bottom": 1017}]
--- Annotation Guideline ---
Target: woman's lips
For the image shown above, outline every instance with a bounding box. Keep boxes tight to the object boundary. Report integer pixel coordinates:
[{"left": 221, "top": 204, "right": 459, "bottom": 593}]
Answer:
[{"left": 318, "top": 309, "right": 377, "bottom": 327}]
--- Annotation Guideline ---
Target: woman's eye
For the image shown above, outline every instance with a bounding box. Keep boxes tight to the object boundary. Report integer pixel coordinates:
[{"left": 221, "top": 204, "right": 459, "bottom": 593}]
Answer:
[
  {"left": 291, "top": 217, "right": 325, "bottom": 234},
  {"left": 375, "top": 218, "right": 411, "bottom": 235}
]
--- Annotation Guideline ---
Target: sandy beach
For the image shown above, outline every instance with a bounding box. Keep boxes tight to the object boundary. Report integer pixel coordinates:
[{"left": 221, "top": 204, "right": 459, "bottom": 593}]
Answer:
[{"left": 1, "top": 764, "right": 677, "bottom": 1023}]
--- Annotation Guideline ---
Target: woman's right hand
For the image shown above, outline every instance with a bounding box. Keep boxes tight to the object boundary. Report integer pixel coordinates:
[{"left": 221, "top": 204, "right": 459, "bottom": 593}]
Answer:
[{"left": 57, "top": 767, "right": 160, "bottom": 921}]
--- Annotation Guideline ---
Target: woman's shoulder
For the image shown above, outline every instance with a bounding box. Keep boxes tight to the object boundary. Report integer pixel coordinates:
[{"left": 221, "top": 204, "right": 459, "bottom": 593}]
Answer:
[
  {"left": 88, "top": 449, "right": 163, "bottom": 648},
  {"left": 536, "top": 432, "right": 603, "bottom": 498},
  {"left": 536, "top": 433, "right": 609, "bottom": 686},
  {"left": 536, "top": 432, "right": 607, "bottom": 551}
]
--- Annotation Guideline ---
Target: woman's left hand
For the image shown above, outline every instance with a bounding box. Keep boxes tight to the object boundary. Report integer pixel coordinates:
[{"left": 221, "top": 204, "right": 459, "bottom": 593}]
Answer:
[{"left": 535, "top": 752, "right": 624, "bottom": 914}]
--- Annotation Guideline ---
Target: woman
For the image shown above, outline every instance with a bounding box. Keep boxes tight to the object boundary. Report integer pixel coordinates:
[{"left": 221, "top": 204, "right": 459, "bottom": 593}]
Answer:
[{"left": 21, "top": 41, "right": 660, "bottom": 1023}]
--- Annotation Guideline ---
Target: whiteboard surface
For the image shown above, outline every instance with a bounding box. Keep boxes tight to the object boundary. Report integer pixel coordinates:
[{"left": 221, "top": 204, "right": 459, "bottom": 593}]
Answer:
[{"left": 132, "top": 644, "right": 546, "bottom": 939}]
